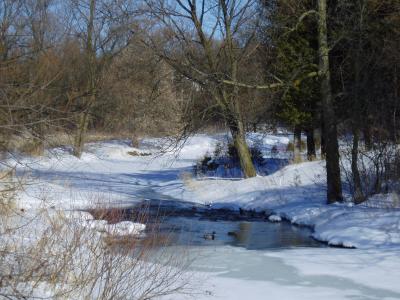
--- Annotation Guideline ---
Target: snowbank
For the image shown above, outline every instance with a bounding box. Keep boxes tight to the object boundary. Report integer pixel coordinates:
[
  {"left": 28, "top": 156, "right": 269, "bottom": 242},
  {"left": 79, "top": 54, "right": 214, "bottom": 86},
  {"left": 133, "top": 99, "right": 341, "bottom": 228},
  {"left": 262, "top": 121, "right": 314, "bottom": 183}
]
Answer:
[
  {"left": 103, "top": 221, "right": 146, "bottom": 236},
  {"left": 10, "top": 133, "right": 400, "bottom": 249},
  {"left": 63, "top": 211, "right": 146, "bottom": 236},
  {"left": 5, "top": 132, "right": 400, "bottom": 300},
  {"left": 268, "top": 215, "right": 282, "bottom": 222}
]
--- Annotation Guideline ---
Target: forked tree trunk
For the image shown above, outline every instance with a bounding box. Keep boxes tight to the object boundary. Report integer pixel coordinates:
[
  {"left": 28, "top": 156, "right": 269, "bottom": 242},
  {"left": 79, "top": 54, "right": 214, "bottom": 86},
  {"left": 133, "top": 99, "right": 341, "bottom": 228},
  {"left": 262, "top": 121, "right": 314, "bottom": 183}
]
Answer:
[
  {"left": 306, "top": 128, "right": 316, "bottom": 161},
  {"left": 318, "top": 0, "right": 343, "bottom": 203},
  {"left": 293, "top": 126, "right": 302, "bottom": 163},
  {"left": 183, "top": 0, "right": 256, "bottom": 178}
]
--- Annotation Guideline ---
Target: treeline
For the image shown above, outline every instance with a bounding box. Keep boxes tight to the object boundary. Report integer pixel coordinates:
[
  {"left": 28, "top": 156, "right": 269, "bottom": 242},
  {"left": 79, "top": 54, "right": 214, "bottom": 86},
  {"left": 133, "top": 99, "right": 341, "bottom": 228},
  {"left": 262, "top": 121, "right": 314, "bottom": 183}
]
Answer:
[
  {"left": 0, "top": 0, "right": 399, "bottom": 204},
  {"left": 0, "top": 0, "right": 184, "bottom": 157},
  {"left": 263, "top": 0, "right": 400, "bottom": 203}
]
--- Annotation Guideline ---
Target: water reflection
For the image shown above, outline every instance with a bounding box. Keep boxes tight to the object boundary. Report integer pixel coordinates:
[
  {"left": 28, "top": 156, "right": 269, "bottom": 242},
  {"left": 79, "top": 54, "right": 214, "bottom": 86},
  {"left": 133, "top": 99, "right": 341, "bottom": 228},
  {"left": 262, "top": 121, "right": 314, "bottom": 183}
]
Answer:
[
  {"left": 89, "top": 201, "right": 324, "bottom": 250},
  {"left": 158, "top": 217, "right": 324, "bottom": 250},
  {"left": 231, "top": 222, "right": 252, "bottom": 246}
]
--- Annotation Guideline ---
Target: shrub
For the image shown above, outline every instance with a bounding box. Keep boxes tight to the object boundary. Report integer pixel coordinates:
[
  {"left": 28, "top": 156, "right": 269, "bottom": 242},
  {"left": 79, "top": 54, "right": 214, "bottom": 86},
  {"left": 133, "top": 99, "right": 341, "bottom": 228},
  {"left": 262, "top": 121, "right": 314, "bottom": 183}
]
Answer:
[
  {"left": 195, "top": 141, "right": 265, "bottom": 177},
  {"left": 195, "top": 153, "right": 219, "bottom": 175},
  {"left": 250, "top": 146, "right": 264, "bottom": 165},
  {"left": 213, "top": 142, "right": 224, "bottom": 158},
  {"left": 0, "top": 201, "right": 192, "bottom": 299},
  {"left": 227, "top": 142, "right": 263, "bottom": 164},
  {"left": 341, "top": 140, "right": 400, "bottom": 203},
  {"left": 20, "top": 138, "right": 45, "bottom": 156},
  {"left": 271, "top": 145, "right": 278, "bottom": 155}
]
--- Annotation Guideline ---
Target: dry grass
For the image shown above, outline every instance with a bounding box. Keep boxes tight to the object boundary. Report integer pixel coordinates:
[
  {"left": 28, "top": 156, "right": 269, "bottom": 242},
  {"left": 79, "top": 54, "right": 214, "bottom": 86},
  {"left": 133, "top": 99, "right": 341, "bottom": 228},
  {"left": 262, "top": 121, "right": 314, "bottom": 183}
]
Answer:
[
  {"left": 0, "top": 193, "right": 194, "bottom": 300},
  {"left": 2, "top": 131, "right": 138, "bottom": 156},
  {"left": 0, "top": 169, "right": 19, "bottom": 216}
]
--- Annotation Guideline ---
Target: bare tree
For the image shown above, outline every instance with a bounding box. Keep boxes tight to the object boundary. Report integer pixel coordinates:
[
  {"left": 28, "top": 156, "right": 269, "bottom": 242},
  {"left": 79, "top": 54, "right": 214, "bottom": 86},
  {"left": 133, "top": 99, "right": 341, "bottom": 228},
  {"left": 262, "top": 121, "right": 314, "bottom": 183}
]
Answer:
[
  {"left": 0, "top": 0, "right": 72, "bottom": 155},
  {"left": 144, "top": 0, "right": 270, "bottom": 177},
  {"left": 66, "top": 0, "right": 134, "bottom": 157}
]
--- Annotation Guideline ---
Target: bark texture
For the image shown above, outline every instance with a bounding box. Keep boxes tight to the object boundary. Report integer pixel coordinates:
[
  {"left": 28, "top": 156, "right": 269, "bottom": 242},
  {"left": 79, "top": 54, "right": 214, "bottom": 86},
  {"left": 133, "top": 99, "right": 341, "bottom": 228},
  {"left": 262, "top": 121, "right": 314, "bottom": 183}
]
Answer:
[
  {"left": 318, "top": 0, "right": 343, "bottom": 203},
  {"left": 294, "top": 126, "right": 302, "bottom": 163}
]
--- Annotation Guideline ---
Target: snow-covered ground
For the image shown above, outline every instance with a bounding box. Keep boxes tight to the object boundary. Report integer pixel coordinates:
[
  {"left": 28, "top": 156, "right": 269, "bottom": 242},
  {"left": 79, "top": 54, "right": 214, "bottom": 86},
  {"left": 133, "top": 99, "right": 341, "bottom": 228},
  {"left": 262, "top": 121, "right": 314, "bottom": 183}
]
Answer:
[
  {"left": 164, "top": 246, "right": 400, "bottom": 300},
  {"left": 5, "top": 133, "right": 400, "bottom": 299}
]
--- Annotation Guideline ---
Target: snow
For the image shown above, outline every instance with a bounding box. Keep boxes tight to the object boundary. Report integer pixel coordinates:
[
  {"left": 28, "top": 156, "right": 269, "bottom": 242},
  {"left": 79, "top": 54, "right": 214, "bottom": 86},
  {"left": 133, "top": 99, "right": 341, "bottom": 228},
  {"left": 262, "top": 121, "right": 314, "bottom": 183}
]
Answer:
[
  {"left": 8, "top": 134, "right": 400, "bottom": 248},
  {"left": 162, "top": 246, "right": 400, "bottom": 300},
  {"left": 103, "top": 221, "right": 146, "bottom": 236},
  {"left": 63, "top": 210, "right": 95, "bottom": 221},
  {"left": 61, "top": 209, "right": 146, "bottom": 236},
  {"left": 77, "top": 219, "right": 146, "bottom": 236},
  {"left": 3, "top": 133, "right": 400, "bottom": 299},
  {"left": 266, "top": 248, "right": 400, "bottom": 298},
  {"left": 268, "top": 214, "right": 282, "bottom": 222}
]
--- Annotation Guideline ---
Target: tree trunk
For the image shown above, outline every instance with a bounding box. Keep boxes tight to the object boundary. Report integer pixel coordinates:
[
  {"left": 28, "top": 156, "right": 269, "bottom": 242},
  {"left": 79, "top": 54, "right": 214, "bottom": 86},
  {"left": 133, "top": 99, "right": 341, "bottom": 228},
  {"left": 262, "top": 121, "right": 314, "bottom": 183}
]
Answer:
[
  {"left": 393, "top": 66, "right": 398, "bottom": 143},
  {"left": 35, "top": 122, "right": 45, "bottom": 156},
  {"left": 73, "top": 110, "right": 90, "bottom": 158},
  {"left": 306, "top": 128, "right": 316, "bottom": 161},
  {"left": 233, "top": 133, "right": 256, "bottom": 178},
  {"left": 320, "top": 122, "right": 326, "bottom": 159},
  {"left": 351, "top": 5, "right": 366, "bottom": 205},
  {"left": 73, "top": 0, "right": 96, "bottom": 158},
  {"left": 318, "top": 0, "right": 343, "bottom": 203},
  {"left": 27, "top": 121, "right": 45, "bottom": 157},
  {"left": 131, "top": 135, "right": 140, "bottom": 148},
  {"left": 229, "top": 118, "right": 256, "bottom": 178},
  {"left": 226, "top": 104, "right": 256, "bottom": 178},
  {"left": 351, "top": 127, "right": 364, "bottom": 204},
  {"left": 363, "top": 123, "right": 372, "bottom": 150},
  {"left": 293, "top": 125, "right": 302, "bottom": 163}
]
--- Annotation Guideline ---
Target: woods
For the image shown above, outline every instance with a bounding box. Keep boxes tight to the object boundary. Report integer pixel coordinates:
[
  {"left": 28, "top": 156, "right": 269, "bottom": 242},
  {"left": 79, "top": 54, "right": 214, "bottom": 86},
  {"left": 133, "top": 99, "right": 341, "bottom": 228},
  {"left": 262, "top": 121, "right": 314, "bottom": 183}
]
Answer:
[
  {"left": 1, "top": 0, "right": 399, "bottom": 204},
  {"left": 1, "top": 1, "right": 400, "bottom": 299}
]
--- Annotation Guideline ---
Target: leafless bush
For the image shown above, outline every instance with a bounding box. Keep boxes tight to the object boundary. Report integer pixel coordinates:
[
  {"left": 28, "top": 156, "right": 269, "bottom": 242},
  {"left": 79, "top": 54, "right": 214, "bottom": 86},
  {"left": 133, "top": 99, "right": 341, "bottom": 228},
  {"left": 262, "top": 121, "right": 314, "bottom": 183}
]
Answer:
[
  {"left": 341, "top": 139, "right": 400, "bottom": 201},
  {"left": 0, "top": 197, "right": 193, "bottom": 299},
  {"left": 194, "top": 141, "right": 266, "bottom": 178},
  {"left": 2, "top": 131, "right": 137, "bottom": 157}
]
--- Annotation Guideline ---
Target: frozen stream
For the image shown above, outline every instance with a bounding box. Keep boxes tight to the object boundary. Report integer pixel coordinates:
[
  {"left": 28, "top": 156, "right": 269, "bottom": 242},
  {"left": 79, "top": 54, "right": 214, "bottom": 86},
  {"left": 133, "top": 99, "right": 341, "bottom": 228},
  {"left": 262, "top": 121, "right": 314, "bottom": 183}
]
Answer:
[
  {"left": 19, "top": 137, "right": 400, "bottom": 300},
  {"left": 92, "top": 199, "right": 400, "bottom": 300},
  {"left": 94, "top": 198, "right": 323, "bottom": 249}
]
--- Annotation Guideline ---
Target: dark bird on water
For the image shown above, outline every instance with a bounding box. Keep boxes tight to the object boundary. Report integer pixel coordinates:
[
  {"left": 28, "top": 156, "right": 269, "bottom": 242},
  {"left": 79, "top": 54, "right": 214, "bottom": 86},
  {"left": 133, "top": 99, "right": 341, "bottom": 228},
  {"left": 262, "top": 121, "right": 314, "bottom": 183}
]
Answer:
[{"left": 203, "top": 231, "right": 216, "bottom": 240}]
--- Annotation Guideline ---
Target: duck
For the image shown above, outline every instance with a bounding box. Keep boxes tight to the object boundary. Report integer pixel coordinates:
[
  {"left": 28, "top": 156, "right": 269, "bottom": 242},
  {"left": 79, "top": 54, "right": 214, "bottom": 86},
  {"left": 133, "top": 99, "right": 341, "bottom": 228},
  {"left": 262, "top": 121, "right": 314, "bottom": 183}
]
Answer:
[{"left": 203, "top": 231, "right": 216, "bottom": 240}]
